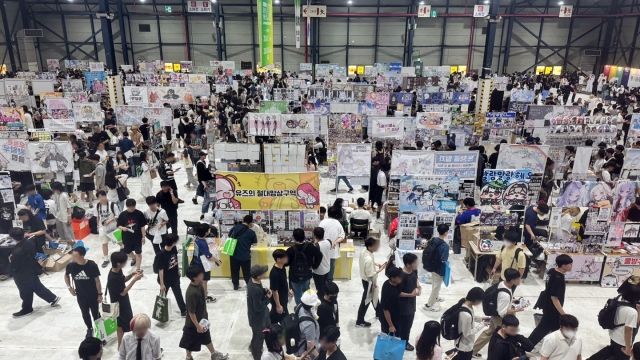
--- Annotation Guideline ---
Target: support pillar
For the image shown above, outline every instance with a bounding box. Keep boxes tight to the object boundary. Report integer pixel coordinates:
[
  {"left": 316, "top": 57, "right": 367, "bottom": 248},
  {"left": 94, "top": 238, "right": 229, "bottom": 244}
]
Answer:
[
  {"left": 99, "top": 0, "right": 117, "bottom": 72},
  {"left": 118, "top": 0, "right": 129, "bottom": 64},
  {"left": 481, "top": 0, "right": 500, "bottom": 78},
  {"left": 0, "top": 0, "right": 17, "bottom": 71},
  {"left": 502, "top": 0, "right": 516, "bottom": 74},
  {"left": 214, "top": 3, "right": 223, "bottom": 60},
  {"left": 405, "top": 3, "right": 416, "bottom": 66}
]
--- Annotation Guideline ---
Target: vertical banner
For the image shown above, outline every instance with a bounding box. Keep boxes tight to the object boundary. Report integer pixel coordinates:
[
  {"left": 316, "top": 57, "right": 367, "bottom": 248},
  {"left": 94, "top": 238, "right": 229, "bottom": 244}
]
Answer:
[
  {"left": 257, "top": 0, "right": 274, "bottom": 67},
  {"left": 295, "top": 0, "right": 301, "bottom": 49}
]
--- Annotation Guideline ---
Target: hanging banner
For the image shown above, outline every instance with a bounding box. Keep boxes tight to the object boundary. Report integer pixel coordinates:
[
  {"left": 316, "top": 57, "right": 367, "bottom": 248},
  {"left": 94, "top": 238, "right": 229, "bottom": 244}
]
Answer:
[
  {"left": 370, "top": 117, "right": 404, "bottom": 139},
  {"left": 260, "top": 101, "right": 288, "bottom": 113},
  {"left": 123, "top": 86, "right": 149, "bottom": 105},
  {"left": 390, "top": 150, "right": 435, "bottom": 176},
  {"left": 84, "top": 72, "right": 107, "bottom": 94},
  {"left": 61, "top": 79, "right": 84, "bottom": 92},
  {"left": 43, "top": 118, "right": 76, "bottom": 132},
  {"left": 258, "top": 0, "right": 274, "bottom": 67},
  {"left": 148, "top": 87, "right": 194, "bottom": 105},
  {"left": 0, "top": 108, "right": 25, "bottom": 131},
  {"left": 416, "top": 112, "right": 452, "bottom": 130},
  {"left": 115, "top": 105, "right": 145, "bottom": 126},
  {"left": 27, "top": 142, "right": 74, "bottom": 173},
  {"left": 144, "top": 107, "right": 173, "bottom": 127},
  {"left": 188, "top": 74, "right": 207, "bottom": 84},
  {"left": 248, "top": 113, "right": 282, "bottom": 136},
  {"left": 399, "top": 175, "right": 460, "bottom": 213},
  {"left": 336, "top": 143, "right": 371, "bottom": 177},
  {"left": 0, "top": 139, "right": 28, "bottom": 171},
  {"left": 46, "top": 59, "right": 60, "bottom": 72},
  {"left": 433, "top": 151, "right": 479, "bottom": 179},
  {"left": 215, "top": 171, "right": 320, "bottom": 210},
  {"left": 44, "top": 98, "right": 72, "bottom": 110},
  {"left": 481, "top": 169, "right": 532, "bottom": 207},
  {"left": 187, "top": 83, "right": 211, "bottom": 97},
  {"left": 89, "top": 62, "right": 104, "bottom": 72},
  {"left": 282, "top": 114, "right": 315, "bottom": 134},
  {"left": 496, "top": 144, "right": 550, "bottom": 174},
  {"left": 64, "top": 92, "right": 88, "bottom": 103},
  {"left": 295, "top": 0, "right": 301, "bottom": 49},
  {"left": 73, "top": 103, "right": 102, "bottom": 122}
]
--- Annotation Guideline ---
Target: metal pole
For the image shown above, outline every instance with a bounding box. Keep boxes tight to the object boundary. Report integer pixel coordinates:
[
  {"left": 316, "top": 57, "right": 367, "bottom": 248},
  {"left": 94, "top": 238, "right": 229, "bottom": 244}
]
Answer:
[
  {"left": 534, "top": 0, "right": 550, "bottom": 67},
  {"left": 221, "top": 5, "right": 227, "bottom": 60},
  {"left": 502, "top": 0, "right": 516, "bottom": 74},
  {"left": 214, "top": 3, "right": 223, "bottom": 60},
  {"left": 126, "top": 11, "right": 135, "bottom": 63},
  {"left": 0, "top": 0, "right": 16, "bottom": 71},
  {"left": 374, "top": 0, "right": 380, "bottom": 63},
  {"left": 118, "top": 0, "right": 129, "bottom": 64},
  {"left": 627, "top": 0, "right": 640, "bottom": 67},
  {"left": 562, "top": 0, "right": 579, "bottom": 69},
  {"left": 346, "top": 6, "right": 350, "bottom": 66},
  {"left": 280, "top": 2, "right": 284, "bottom": 70},
  {"left": 99, "top": 0, "right": 116, "bottom": 71},
  {"left": 182, "top": 0, "right": 191, "bottom": 61},
  {"left": 597, "top": 0, "right": 618, "bottom": 72},
  {"left": 57, "top": 0, "right": 71, "bottom": 60},
  {"left": 440, "top": 0, "right": 450, "bottom": 66},
  {"left": 481, "top": 0, "right": 500, "bottom": 77},
  {"left": 87, "top": 0, "right": 99, "bottom": 62},
  {"left": 152, "top": 0, "right": 163, "bottom": 60},
  {"left": 406, "top": 2, "right": 416, "bottom": 66},
  {"left": 250, "top": 0, "right": 257, "bottom": 67}
]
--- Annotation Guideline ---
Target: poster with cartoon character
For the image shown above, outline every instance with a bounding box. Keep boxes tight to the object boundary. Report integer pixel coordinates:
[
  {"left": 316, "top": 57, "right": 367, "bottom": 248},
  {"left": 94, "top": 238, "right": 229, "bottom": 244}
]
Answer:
[
  {"left": 399, "top": 175, "right": 459, "bottom": 213},
  {"left": 611, "top": 181, "right": 636, "bottom": 222},
  {"left": 115, "top": 105, "right": 144, "bottom": 126},
  {"left": 27, "top": 141, "right": 73, "bottom": 173},
  {"left": 546, "top": 253, "right": 604, "bottom": 282},
  {"left": 336, "top": 143, "right": 371, "bottom": 177},
  {"left": 47, "top": 59, "right": 60, "bottom": 72},
  {"left": 215, "top": 172, "right": 320, "bottom": 210},
  {"left": 248, "top": 113, "right": 283, "bottom": 137},
  {"left": 481, "top": 169, "right": 531, "bottom": 207},
  {"left": 84, "top": 72, "right": 107, "bottom": 94},
  {"left": 144, "top": 107, "right": 173, "bottom": 127},
  {"left": 64, "top": 92, "right": 88, "bottom": 102},
  {"left": 390, "top": 150, "right": 435, "bottom": 176},
  {"left": 148, "top": 87, "right": 194, "bottom": 105},
  {"left": 281, "top": 114, "right": 315, "bottom": 134},
  {"left": 601, "top": 256, "right": 640, "bottom": 288},
  {"left": 496, "top": 145, "right": 550, "bottom": 174},
  {"left": 4, "top": 80, "right": 29, "bottom": 96},
  {"left": 415, "top": 112, "right": 452, "bottom": 131},
  {"left": 123, "top": 86, "right": 149, "bottom": 105},
  {"left": 72, "top": 103, "right": 101, "bottom": 122},
  {"left": 370, "top": 117, "right": 404, "bottom": 139},
  {"left": 0, "top": 108, "right": 25, "bottom": 131}
]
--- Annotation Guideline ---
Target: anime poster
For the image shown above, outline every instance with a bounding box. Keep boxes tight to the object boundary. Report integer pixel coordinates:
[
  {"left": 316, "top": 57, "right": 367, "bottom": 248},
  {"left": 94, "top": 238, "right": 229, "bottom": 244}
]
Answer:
[
  {"left": 630, "top": 114, "right": 640, "bottom": 138},
  {"left": 215, "top": 171, "right": 320, "bottom": 211},
  {"left": 390, "top": 150, "right": 435, "bottom": 176},
  {"left": 370, "top": 117, "right": 404, "bottom": 139},
  {"left": 187, "top": 84, "right": 211, "bottom": 97},
  {"left": 61, "top": 79, "right": 84, "bottom": 92},
  {"left": 36, "top": 72, "right": 56, "bottom": 81},
  {"left": 123, "top": 86, "right": 149, "bottom": 105},
  {"left": 433, "top": 151, "right": 479, "bottom": 179},
  {"left": 40, "top": 92, "right": 63, "bottom": 100},
  {"left": 137, "top": 61, "right": 155, "bottom": 74},
  {"left": 336, "top": 143, "right": 371, "bottom": 177},
  {"left": 273, "top": 89, "right": 300, "bottom": 102},
  {"left": 4, "top": 80, "right": 29, "bottom": 96},
  {"left": 601, "top": 256, "right": 640, "bottom": 288},
  {"left": 622, "top": 149, "right": 640, "bottom": 178},
  {"left": 510, "top": 90, "right": 535, "bottom": 103},
  {"left": 330, "top": 114, "right": 361, "bottom": 131},
  {"left": 365, "top": 91, "right": 390, "bottom": 106},
  {"left": 148, "top": 87, "right": 194, "bottom": 105},
  {"left": 397, "top": 213, "right": 418, "bottom": 244},
  {"left": 546, "top": 253, "right": 603, "bottom": 282},
  {"left": 64, "top": 92, "right": 88, "bottom": 102},
  {"left": 44, "top": 98, "right": 72, "bottom": 110},
  {"left": 303, "top": 102, "right": 331, "bottom": 115},
  {"left": 611, "top": 181, "right": 637, "bottom": 222},
  {"left": 71, "top": 103, "right": 100, "bottom": 123},
  {"left": 399, "top": 175, "right": 459, "bottom": 213},
  {"left": 169, "top": 73, "right": 189, "bottom": 83},
  {"left": 0, "top": 139, "right": 28, "bottom": 171},
  {"left": 64, "top": 60, "right": 89, "bottom": 69},
  {"left": 144, "top": 107, "right": 173, "bottom": 127},
  {"left": 115, "top": 105, "right": 145, "bottom": 126},
  {"left": 480, "top": 169, "right": 532, "bottom": 207},
  {"left": 281, "top": 114, "right": 315, "bottom": 134},
  {"left": 180, "top": 61, "right": 193, "bottom": 71},
  {"left": 27, "top": 141, "right": 74, "bottom": 173},
  {"left": 307, "top": 88, "right": 331, "bottom": 103},
  {"left": 555, "top": 181, "right": 597, "bottom": 207},
  {"left": 496, "top": 145, "right": 550, "bottom": 174},
  {"left": 0, "top": 107, "right": 25, "bottom": 131},
  {"left": 47, "top": 109, "right": 73, "bottom": 120},
  {"left": 84, "top": 72, "right": 107, "bottom": 94},
  {"left": 248, "top": 113, "right": 282, "bottom": 136},
  {"left": 452, "top": 92, "right": 471, "bottom": 105},
  {"left": 191, "top": 66, "right": 214, "bottom": 75},
  {"left": 259, "top": 101, "right": 288, "bottom": 114},
  {"left": 479, "top": 212, "right": 520, "bottom": 227},
  {"left": 47, "top": 59, "right": 60, "bottom": 72},
  {"left": 416, "top": 112, "right": 452, "bottom": 131},
  {"left": 89, "top": 62, "right": 104, "bottom": 72}
]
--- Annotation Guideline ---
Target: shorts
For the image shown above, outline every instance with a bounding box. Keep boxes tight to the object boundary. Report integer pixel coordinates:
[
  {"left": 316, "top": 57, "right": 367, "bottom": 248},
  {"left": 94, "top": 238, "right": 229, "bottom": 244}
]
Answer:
[
  {"left": 79, "top": 182, "right": 95, "bottom": 192},
  {"left": 122, "top": 237, "right": 142, "bottom": 254},
  {"left": 179, "top": 326, "right": 212, "bottom": 352}
]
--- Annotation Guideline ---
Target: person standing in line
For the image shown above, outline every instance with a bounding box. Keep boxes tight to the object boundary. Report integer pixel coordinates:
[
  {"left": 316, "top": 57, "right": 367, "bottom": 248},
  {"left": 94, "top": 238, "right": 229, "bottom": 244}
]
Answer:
[
  {"left": 116, "top": 199, "right": 147, "bottom": 270},
  {"left": 378, "top": 266, "right": 404, "bottom": 335},
  {"left": 247, "top": 265, "right": 272, "bottom": 360},
  {"left": 269, "top": 249, "right": 292, "bottom": 324},
  {"left": 312, "top": 227, "right": 331, "bottom": 299},
  {"left": 356, "top": 237, "right": 386, "bottom": 328},
  {"left": 192, "top": 225, "right": 222, "bottom": 303},
  {"left": 64, "top": 246, "right": 102, "bottom": 339},
  {"left": 286, "top": 228, "right": 323, "bottom": 305},
  {"left": 423, "top": 224, "right": 450, "bottom": 312},
  {"left": 162, "top": 152, "right": 182, "bottom": 202},
  {"left": 78, "top": 338, "right": 103, "bottom": 360},
  {"left": 144, "top": 196, "right": 169, "bottom": 255},
  {"left": 455, "top": 288, "right": 490, "bottom": 360},
  {"left": 317, "top": 326, "right": 347, "bottom": 360},
  {"left": 539, "top": 314, "right": 582, "bottom": 360},
  {"left": 154, "top": 233, "right": 187, "bottom": 317},
  {"left": 528, "top": 254, "right": 573, "bottom": 346},
  {"left": 78, "top": 151, "right": 96, "bottom": 206},
  {"left": 179, "top": 265, "right": 229, "bottom": 360},
  {"left": 9, "top": 227, "right": 60, "bottom": 317},
  {"left": 51, "top": 181, "right": 74, "bottom": 244},
  {"left": 318, "top": 206, "right": 345, "bottom": 282},
  {"left": 295, "top": 291, "right": 322, "bottom": 359},
  {"left": 117, "top": 313, "right": 162, "bottom": 360},
  {"left": 229, "top": 215, "right": 258, "bottom": 290},
  {"left": 155, "top": 181, "right": 179, "bottom": 235},
  {"left": 399, "top": 252, "right": 422, "bottom": 351},
  {"left": 317, "top": 281, "right": 340, "bottom": 331},
  {"left": 195, "top": 151, "right": 214, "bottom": 220},
  {"left": 108, "top": 251, "right": 142, "bottom": 348},
  {"left": 96, "top": 190, "right": 122, "bottom": 268}
]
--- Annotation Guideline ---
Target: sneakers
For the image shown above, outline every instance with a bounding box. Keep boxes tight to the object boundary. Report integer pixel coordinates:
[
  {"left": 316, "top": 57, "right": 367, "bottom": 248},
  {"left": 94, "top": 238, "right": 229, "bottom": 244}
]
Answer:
[
  {"left": 85, "top": 328, "right": 94, "bottom": 339},
  {"left": 424, "top": 304, "right": 441, "bottom": 312},
  {"left": 50, "top": 296, "right": 61, "bottom": 307},
  {"left": 181, "top": 311, "right": 188, "bottom": 317},
  {"left": 375, "top": 218, "right": 384, "bottom": 224},
  {"left": 329, "top": 188, "right": 337, "bottom": 192},
  {"left": 200, "top": 215, "right": 205, "bottom": 220},
  {"left": 405, "top": 343, "right": 415, "bottom": 351},
  {"left": 472, "top": 354, "right": 482, "bottom": 359},
  {"left": 348, "top": 189, "right": 354, "bottom": 193},
  {"left": 130, "top": 258, "right": 136, "bottom": 267},
  {"left": 211, "top": 351, "right": 229, "bottom": 360},
  {"left": 355, "top": 321, "right": 372, "bottom": 328},
  {"left": 178, "top": 199, "right": 185, "bottom": 204},
  {"left": 12, "top": 309, "right": 33, "bottom": 318},
  {"left": 437, "top": 296, "right": 445, "bottom": 302},
  {"left": 206, "top": 296, "right": 217, "bottom": 303},
  {"left": 192, "top": 198, "right": 198, "bottom": 205},
  {"left": 101, "top": 260, "right": 110, "bottom": 268}
]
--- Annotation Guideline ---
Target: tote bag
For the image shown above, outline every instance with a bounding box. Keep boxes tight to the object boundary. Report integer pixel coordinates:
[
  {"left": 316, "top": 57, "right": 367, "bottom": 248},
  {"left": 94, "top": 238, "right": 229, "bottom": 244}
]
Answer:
[{"left": 373, "top": 333, "right": 406, "bottom": 360}]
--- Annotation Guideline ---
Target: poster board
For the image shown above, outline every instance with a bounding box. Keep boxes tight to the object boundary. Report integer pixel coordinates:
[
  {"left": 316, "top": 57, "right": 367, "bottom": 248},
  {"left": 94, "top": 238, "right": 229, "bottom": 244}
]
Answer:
[
  {"left": 336, "top": 143, "right": 371, "bottom": 177},
  {"left": 496, "top": 145, "right": 550, "bottom": 174},
  {"left": 480, "top": 169, "right": 532, "bottom": 207},
  {"left": 148, "top": 87, "right": 194, "bottom": 105},
  {"left": 123, "top": 86, "right": 149, "bottom": 105},
  {"left": 399, "top": 175, "right": 459, "bottom": 213},
  {"left": 143, "top": 107, "right": 173, "bottom": 127},
  {"left": 370, "top": 117, "right": 404, "bottom": 139},
  {"left": 433, "top": 151, "right": 478, "bottom": 179},
  {"left": 390, "top": 150, "right": 435, "bottom": 176},
  {"left": 416, "top": 112, "right": 452, "bottom": 131},
  {"left": 72, "top": 103, "right": 101, "bottom": 122},
  {"left": 115, "top": 105, "right": 144, "bottom": 126},
  {"left": 281, "top": 114, "right": 315, "bottom": 134},
  {"left": 27, "top": 141, "right": 74, "bottom": 173},
  {"left": 248, "top": 113, "right": 282, "bottom": 136},
  {"left": 0, "top": 139, "right": 28, "bottom": 170}
]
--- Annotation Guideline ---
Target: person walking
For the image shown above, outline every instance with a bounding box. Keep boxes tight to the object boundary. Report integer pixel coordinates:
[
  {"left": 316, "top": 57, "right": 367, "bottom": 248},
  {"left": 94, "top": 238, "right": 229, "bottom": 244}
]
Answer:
[
  {"left": 487, "top": 315, "right": 534, "bottom": 359},
  {"left": 356, "top": 237, "right": 385, "bottom": 328},
  {"left": 247, "top": 265, "right": 272, "bottom": 360},
  {"left": 65, "top": 246, "right": 103, "bottom": 339},
  {"left": 96, "top": 190, "right": 121, "bottom": 268},
  {"left": 117, "top": 313, "right": 162, "bottom": 360},
  {"left": 423, "top": 224, "right": 450, "bottom": 312},
  {"left": 9, "top": 227, "right": 60, "bottom": 317},
  {"left": 491, "top": 230, "right": 527, "bottom": 286},
  {"left": 312, "top": 227, "right": 332, "bottom": 300},
  {"left": 108, "top": 251, "right": 142, "bottom": 348},
  {"left": 195, "top": 151, "right": 214, "bottom": 219},
  {"left": 229, "top": 215, "right": 258, "bottom": 290},
  {"left": 269, "top": 249, "right": 291, "bottom": 324},
  {"left": 183, "top": 138, "right": 199, "bottom": 189},
  {"left": 154, "top": 233, "right": 187, "bottom": 317},
  {"left": 455, "top": 288, "right": 490, "bottom": 360},
  {"left": 116, "top": 199, "right": 147, "bottom": 271},
  {"left": 144, "top": 196, "right": 169, "bottom": 255},
  {"left": 155, "top": 181, "right": 179, "bottom": 235},
  {"left": 399, "top": 252, "right": 421, "bottom": 351},
  {"left": 286, "top": 228, "right": 323, "bottom": 305},
  {"left": 17, "top": 209, "right": 47, "bottom": 255},
  {"left": 192, "top": 225, "right": 222, "bottom": 303},
  {"left": 539, "top": 314, "right": 582, "bottom": 360}
]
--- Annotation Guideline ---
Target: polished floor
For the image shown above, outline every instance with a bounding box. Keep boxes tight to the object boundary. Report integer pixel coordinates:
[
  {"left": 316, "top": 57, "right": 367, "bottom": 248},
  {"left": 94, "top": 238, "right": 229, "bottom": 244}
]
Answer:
[{"left": 0, "top": 159, "right": 620, "bottom": 359}]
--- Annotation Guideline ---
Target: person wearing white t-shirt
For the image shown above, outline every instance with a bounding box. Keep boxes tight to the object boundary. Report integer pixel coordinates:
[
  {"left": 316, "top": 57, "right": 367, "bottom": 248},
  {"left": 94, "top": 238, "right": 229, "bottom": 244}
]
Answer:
[
  {"left": 318, "top": 207, "right": 345, "bottom": 282},
  {"left": 312, "top": 227, "right": 332, "bottom": 299},
  {"left": 456, "top": 287, "right": 491, "bottom": 360},
  {"left": 374, "top": 163, "right": 389, "bottom": 223},
  {"left": 96, "top": 190, "right": 121, "bottom": 268},
  {"left": 350, "top": 198, "right": 372, "bottom": 238},
  {"left": 540, "top": 314, "right": 582, "bottom": 360},
  {"left": 144, "top": 196, "right": 169, "bottom": 255},
  {"left": 94, "top": 142, "right": 109, "bottom": 163}
]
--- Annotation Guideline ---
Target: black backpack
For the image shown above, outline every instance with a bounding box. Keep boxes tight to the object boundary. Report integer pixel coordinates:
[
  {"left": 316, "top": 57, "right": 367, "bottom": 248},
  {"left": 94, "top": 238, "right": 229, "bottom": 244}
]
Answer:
[
  {"left": 423, "top": 238, "right": 443, "bottom": 272},
  {"left": 598, "top": 296, "right": 635, "bottom": 330},
  {"left": 281, "top": 304, "right": 316, "bottom": 354},
  {"left": 482, "top": 283, "right": 512, "bottom": 316},
  {"left": 441, "top": 298, "right": 472, "bottom": 341},
  {"left": 501, "top": 246, "right": 530, "bottom": 279},
  {"left": 157, "top": 159, "right": 169, "bottom": 180},
  {"left": 97, "top": 202, "right": 118, "bottom": 220},
  {"left": 290, "top": 243, "right": 310, "bottom": 283}
]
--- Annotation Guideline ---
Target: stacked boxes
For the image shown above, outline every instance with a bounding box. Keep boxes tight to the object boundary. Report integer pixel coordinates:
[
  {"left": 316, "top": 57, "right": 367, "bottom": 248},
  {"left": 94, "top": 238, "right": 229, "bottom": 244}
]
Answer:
[
  {"left": 264, "top": 144, "right": 307, "bottom": 173},
  {"left": 215, "top": 144, "right": 261, "bottom": 172}
]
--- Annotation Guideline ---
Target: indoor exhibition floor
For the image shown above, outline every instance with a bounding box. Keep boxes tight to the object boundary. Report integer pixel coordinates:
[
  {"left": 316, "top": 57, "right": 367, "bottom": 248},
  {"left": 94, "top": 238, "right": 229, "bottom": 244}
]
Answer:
[{"left": 0, "top": 159, "right": 621, "bottom": 359}]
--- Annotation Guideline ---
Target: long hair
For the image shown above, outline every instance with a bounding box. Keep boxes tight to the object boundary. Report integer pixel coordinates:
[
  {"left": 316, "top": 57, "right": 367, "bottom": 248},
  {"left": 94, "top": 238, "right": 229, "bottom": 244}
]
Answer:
[
  {"left": 264, "top": 324, "right": 285, "bottom": 354},
  {"left": 415, "top": 321, "right": 441, "bottom": 360},
  {"left": 556, "top": 181, "right": 588, "bottom": 207}
]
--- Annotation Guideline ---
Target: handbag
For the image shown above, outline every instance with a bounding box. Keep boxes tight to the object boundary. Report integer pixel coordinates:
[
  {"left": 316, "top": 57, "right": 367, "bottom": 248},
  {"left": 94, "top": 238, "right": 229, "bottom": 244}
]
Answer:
[
  {"left": 101, "top": 285, "right": 120, "bottom": 319},
  {"left": 373, "top": 333, "right": 406, "bottom": 360},
  {"left": 150, "top": 169, "right": 158, "bottom": 179},
  {"left": 152, "top": 291, "right": 171, "bottom": 323},
  {"left": 115, "top": 180, "right": 127, "bottom": 201}
]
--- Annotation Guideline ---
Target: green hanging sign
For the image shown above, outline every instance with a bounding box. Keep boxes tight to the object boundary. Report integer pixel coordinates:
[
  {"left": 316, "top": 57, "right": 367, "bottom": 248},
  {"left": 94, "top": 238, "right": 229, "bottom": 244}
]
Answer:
[{"left": 257, "top": 0, "right": 274, "bottom": 67}]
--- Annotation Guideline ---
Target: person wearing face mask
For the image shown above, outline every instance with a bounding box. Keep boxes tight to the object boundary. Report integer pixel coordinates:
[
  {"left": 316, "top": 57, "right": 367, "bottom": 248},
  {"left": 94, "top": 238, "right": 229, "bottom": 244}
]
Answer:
[
  {"left": 487, "top": 315, "right": 534, "bottom": 360},
  {"left": 491, "top": 231, "right": 527, "bottom": 289},
  {"left": 539, "top": 314, "right": 582, "bottom": 360},
  {"left": 454, "top": 287, "right": 491, "bottom": 360},
  {"left": 295, "top": 290, "right": 321, "bottom": 359}
]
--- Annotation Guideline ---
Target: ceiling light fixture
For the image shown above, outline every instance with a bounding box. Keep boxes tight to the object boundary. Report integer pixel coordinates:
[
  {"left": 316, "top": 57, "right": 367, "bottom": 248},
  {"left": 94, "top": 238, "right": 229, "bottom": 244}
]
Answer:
[
  {"left": 558, "top": 1, "right": 564, "bottom": 4},
  {"left": 419, "top": 1, "right": 425, "bottom": 4},
  {"left": 348, "top": 0, "right": 352, "bottom": 4}
]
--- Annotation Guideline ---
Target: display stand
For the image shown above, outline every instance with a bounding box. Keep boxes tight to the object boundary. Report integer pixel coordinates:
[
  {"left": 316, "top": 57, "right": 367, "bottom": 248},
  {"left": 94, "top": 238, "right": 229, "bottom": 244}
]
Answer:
[{"left": 600, "top": 251, "right": 640, "bottom": 288}]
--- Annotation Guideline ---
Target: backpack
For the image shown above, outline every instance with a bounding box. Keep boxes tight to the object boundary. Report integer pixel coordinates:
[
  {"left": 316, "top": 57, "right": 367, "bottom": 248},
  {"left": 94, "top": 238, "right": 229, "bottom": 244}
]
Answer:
[
  {"left": 441, "top": 298, "right": 472, "bottom": 341},
  {"left": 157, "top": 159, "right": 169, "bottom": 180},
  {"left": 501, "top": 246, "right": 530, "bottom": 279},
  {"left": 281, "top": 304, "right": 316, "bottom": 354},
  {"left": 423, "top": 238, "right": 443, "bottom": 272},
  {"left": 482, "top": 283, "right": 512, "bottom": 316},
  {"left": 97, "top": 202, "right": 118, "bottom": 220},
  {"left": 598, "top": 296, "right": 635, "bottom": 330},
  {"left": 290, "top": 243, "right": 310, "bottom": 283}
]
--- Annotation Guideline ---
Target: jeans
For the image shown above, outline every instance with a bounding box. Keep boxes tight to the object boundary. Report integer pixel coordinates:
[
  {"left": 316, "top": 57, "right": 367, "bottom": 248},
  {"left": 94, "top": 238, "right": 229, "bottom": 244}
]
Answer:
[
  {"left": 356, "top": 279, "right": 371, "bottom": 324},
  {"left": 16, "top": 276, "right": 57, "bottom": 312},
  {"left": 201, "top": 190, "right": 213, "bottom": 214},
  {"left": 290, "top": 279, "right": 310, "bottom": 305},
  {"left": 77, "top": 293, "right": 100, "bottom": 330},
  {"left": 473, "top": 315, "right": 502, "bottom": 354},
  {"left": 427, "top": 272, "right": 443, "bottom": 306},
  {"left": 528, "top": 308, "right": 561, "bottom": 346},
  {"left": 312, "top": 273, "right": 328, "bottom": 299},
  {"left": 588, "top": 340, "right": 631, "bottom": 360},
  {"left": 165, "top": 278, "right": 187, "bottom": 313},
  {"left": 334, "top": 176, "right": 353, "bottom": 191},
  {"left": 185, "top": 167, "right": 198, "bottom": 187},
  {"left": 128, "top": 157, "right": 136, "bottom": 177},
  {"left": 328, "top": 258, "right": 337, "bottom": 282},
  {"left": 230, "top": 256, "right": 251, "bottom": 288}
]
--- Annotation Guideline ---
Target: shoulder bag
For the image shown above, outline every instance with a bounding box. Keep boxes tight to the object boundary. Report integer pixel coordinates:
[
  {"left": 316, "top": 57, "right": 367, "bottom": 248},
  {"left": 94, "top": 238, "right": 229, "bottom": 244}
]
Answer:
[{"left": 101, "top": 285, "right": 120, "bottom": 319}]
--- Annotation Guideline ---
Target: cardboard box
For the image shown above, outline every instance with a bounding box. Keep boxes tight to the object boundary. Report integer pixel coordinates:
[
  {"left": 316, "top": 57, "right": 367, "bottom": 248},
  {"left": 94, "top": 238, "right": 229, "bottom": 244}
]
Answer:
[
  {"left": 46, "top": 253, "right": 72, "bottom": 272},
  {"left": 460, "top": 222, "right": 479, "bottom": 250}
]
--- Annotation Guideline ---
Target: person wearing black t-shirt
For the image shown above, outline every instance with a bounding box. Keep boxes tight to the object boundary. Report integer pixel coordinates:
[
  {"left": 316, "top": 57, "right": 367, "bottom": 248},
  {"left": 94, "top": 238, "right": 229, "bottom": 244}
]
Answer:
[
  {"left": 317, "top": 281, "right": 340, "bottom": 332},
  {"left": 195, "top": 151, "right": 214, "bottom": 219},
  {"left": 116, "top": 199, "right": 147, "bottom": 270},
  {"left": 317, "top": 326, "right": 347, "bottom": 360},
  {"left": 377, "top": 266, "right": 404, "bottom": 334},
  {"left": 64, "top": 247, "right": 102, "bottom": 339},
  {"left": 139, "top": 117, "right": 151, "bottom": 142},
  {"left": 269, "top": 249, "right": 291, "bottom": 324},
  {"left": 107, "top": 251, "right": 142, "bottom": 348},
  {"left": 17, "top": 209, "right": 46, "bottom": 254},
  {"left": 399, "top": 253, "right": 421, "bottom": 351},
  {"left": 154, "top": 233, "right": 187, "bottom": 317},
  {"left": 156, "top": 181, "right": 179, "bottom": 234}
]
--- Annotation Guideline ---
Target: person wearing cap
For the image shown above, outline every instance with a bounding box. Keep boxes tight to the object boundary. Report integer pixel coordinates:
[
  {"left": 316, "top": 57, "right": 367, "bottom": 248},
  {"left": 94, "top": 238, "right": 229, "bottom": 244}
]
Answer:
[
  {"left": 195, "top": 151, "right": 214, "bottom": 220},
  {"left": 296, "top": 290, "right": 321, "bottom": 359},
  {"left": 247, "top": 264, "right": 272, "bottom": 360}
]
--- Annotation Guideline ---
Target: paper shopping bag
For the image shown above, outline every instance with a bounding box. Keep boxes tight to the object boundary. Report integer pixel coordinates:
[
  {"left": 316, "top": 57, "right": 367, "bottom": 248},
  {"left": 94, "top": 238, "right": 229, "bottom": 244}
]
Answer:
[
  {"left": 152, "top": 292, "right": 171, "bottom": 323},
  {"left": 444, "top": 261, "right": 451, "bottom": 287},
  {"left": 108, "top": 229, "right": 123, "bottom": 244},
  {"left": 200, "top": 255, "right": 213, "bottom": 272},
  {"left": 94, "top": 317, "right": 118, "bottom": 341},
  {"left": 373, "top": 333, "right": 406, "bottom": 360},
  {"left": 221, "top": 238, "right": 237, "bottom": 256},
  {"left": 153, "top": 232, "right": 163, "bottom": 245}
]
